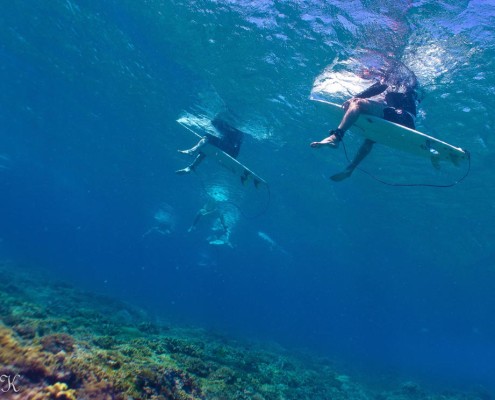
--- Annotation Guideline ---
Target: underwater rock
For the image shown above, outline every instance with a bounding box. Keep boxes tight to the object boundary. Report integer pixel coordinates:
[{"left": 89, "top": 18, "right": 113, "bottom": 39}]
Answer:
[
  {"left": 43, "top": 382, "right": 77, "bottom": 400},
  {"left": 163, "top": 337, "right": 204, "bottom": 357},
  {"left": 210, "top": 366, "right": 238, "bottom": 384},
  {"left": 12, "top": 323, "right": 37, "bottom": 340},
  {"left": 138, "top": 321, "right": 161, "bottom": 335},
  {"left": 92, "top": 335, "right": 117, "bottom": 349},
  {"left": 0, "top": 264, "right": 488, "bottom": 400},
  {"left": 400, "top": 381, "right": 423, "bottom": 395},
  {"left": 162, "top": 368, "right": 205, "bottom": 399},
  {"left": 39, "top": 333, "right": 75, "bottom": 354}
]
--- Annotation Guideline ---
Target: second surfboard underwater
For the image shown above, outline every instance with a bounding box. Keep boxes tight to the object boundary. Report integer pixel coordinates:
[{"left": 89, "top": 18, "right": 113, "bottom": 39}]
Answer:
[{"left": 177, "top": 114, "right": 267, "bottom": 189}]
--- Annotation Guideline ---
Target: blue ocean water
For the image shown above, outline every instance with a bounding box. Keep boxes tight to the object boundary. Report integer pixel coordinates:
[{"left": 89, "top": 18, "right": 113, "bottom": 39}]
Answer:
[{"left": 0, "top": 0, "right": 494, "bottom": 394}]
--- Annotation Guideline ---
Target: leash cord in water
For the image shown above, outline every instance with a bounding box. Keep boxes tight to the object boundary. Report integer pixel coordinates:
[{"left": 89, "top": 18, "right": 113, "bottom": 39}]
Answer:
[{"left": 340, "top": 140, "right": 471, "bottom": 188}]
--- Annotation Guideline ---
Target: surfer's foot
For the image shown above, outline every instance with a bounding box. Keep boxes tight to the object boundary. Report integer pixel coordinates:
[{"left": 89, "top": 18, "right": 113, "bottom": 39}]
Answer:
[
  {"left": 178, "top": 148, "right": 195, "bottom": 156},
  {"left": 175, "top": 166, "right": 192, "bottom": 175},
  {"left": 330, "top": 168, "right": 353, "bottom": 182},
  {"left": 310, "top": 135, "right": 340, "bottom": 148},
  {"left": 310, "top": 129, "right": 344, "bottom": 149}
]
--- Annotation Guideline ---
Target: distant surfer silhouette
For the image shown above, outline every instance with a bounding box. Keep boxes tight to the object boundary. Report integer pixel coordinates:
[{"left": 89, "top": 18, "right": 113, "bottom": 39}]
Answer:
[
  {"left": 176, "top": 115, "right": 244, "bottom": 175},
  {"left": 187, "top": 197, "right": 237, "bottom": 247},
  {"left": 310, "top": 61, "right": 419, "bottom": 181}
]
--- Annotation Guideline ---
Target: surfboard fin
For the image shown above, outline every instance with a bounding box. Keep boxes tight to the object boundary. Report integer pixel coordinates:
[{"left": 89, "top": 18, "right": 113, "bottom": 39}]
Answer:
[
  {"left": 430, "top": 155, "right": 441, "bottom": 170},
  {"left": 240, "top": 170, "right": 250, "bottom": 185},
  {"left": 449, "top": 153, "right": 461, "bottom": 167}
]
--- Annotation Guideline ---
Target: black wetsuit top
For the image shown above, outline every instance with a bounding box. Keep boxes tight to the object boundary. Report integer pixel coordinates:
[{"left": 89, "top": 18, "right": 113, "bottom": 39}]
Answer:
[
  {"left": 206, "top": 117, "right": 244, "bottom": 158},
  {"left": 355, "top": 81, "right": 417, "bottom": 129}
]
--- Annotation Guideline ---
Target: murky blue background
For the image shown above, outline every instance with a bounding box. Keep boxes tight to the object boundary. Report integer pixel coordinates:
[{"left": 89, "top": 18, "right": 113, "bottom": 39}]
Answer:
[{"left": 1, "top": 0, "right": 494, "bottom": 394}]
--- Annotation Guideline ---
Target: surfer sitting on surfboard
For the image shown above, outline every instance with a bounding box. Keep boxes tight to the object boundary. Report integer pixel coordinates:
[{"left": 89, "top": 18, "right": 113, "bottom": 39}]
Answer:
[
  {"left": 310, "top": 62, "right": 418, "bottom": 181},
  {"left": 176, "top": 115, "right": 244, "bottom": 175}
]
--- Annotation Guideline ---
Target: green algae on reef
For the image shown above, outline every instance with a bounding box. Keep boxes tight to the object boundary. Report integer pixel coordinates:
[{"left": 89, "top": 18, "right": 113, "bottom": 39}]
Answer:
[{"left": 0, "top": 261, "right": 490, "bottom": 400}]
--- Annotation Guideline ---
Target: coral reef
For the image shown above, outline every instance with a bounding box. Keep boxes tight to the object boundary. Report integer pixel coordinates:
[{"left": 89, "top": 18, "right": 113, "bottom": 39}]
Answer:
[{"left": 0, "top": 262, "right": 490, "bottom": 400}]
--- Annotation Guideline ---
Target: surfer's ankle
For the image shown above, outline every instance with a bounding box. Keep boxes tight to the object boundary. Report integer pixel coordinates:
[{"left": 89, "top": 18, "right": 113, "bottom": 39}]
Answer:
[
  {"left": 324, "top": 129, "right": 343, "bottom": 148},
  {"left": 175, "top": 166, "right": 192, "bottom": 175},
  {"left": 331, "top": 128, "right": 345, "bottom": 140},
  {"left": 178, "top": 148, "right": 195, "bottom": 155}
]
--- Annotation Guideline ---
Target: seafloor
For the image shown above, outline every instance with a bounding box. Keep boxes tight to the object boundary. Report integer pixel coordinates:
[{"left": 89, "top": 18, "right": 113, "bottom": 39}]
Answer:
[{"left": 0, "top": 261, "right": 488, "bottom": 400}]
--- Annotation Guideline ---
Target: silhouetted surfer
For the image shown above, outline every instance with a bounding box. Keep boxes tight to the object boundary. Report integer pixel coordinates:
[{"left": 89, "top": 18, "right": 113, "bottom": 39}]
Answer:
[
  {"left": 311, "top": 61, "right": 419, "bottom": 181},
  {"left": 176, "top": 116, "right": 244, "bottom": 175}
]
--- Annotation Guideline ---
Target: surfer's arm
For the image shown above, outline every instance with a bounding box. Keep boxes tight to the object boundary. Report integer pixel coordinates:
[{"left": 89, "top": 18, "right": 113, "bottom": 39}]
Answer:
[
  {"left": 342, "top": 81, "right": 388, "bottom": 110},
  {"left": 354, "top": 81, "right": 388, "bottom": 99}
]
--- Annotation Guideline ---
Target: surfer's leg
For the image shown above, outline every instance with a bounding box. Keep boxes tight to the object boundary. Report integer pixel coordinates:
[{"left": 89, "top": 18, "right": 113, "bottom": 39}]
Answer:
[
  {"left": 338, "top": 98, "right": 385, "bottom": 131},
  {"left": 311, "top": 99, "right": 384, "bottom": 149},
  {"left": 178, "top": 137, "right": 208, "bottom": 155},
  {"left": 175, "top": 153, "right": 206, "bottom": 175},
  {"left": 331, "top": 139, "right": 375, "bottom": 181}
]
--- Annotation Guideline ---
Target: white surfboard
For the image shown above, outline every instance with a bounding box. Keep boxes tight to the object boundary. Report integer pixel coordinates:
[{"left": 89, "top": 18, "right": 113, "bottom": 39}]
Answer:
[
  {"left": 310, "top": 95, "right": 469, "bottom": 166},
  {"left": 177, "top": 116, "right": 267, "bottom": 189}
]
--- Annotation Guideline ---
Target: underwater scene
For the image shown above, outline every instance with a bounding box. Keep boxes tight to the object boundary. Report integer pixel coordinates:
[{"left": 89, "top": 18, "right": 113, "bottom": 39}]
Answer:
[{"left": 1, "top": 0, "right": 494, "bottom": 399}]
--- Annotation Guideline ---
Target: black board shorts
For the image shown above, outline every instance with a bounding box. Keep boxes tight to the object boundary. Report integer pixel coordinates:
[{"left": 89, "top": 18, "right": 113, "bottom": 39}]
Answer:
[
  {"left": 206, "top": 118, "right": 244, "bottom": 158},
  {"left": 383, "top": 107, "right": 415, "bottom": 130},
  {"left": 205, "top": 133, "right": 241, "bottom": 158}
]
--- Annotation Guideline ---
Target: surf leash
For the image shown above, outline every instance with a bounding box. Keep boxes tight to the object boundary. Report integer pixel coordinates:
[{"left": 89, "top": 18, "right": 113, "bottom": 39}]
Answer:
[{"left": 340, "top": 140, "right": 471, "bottom": 188}]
